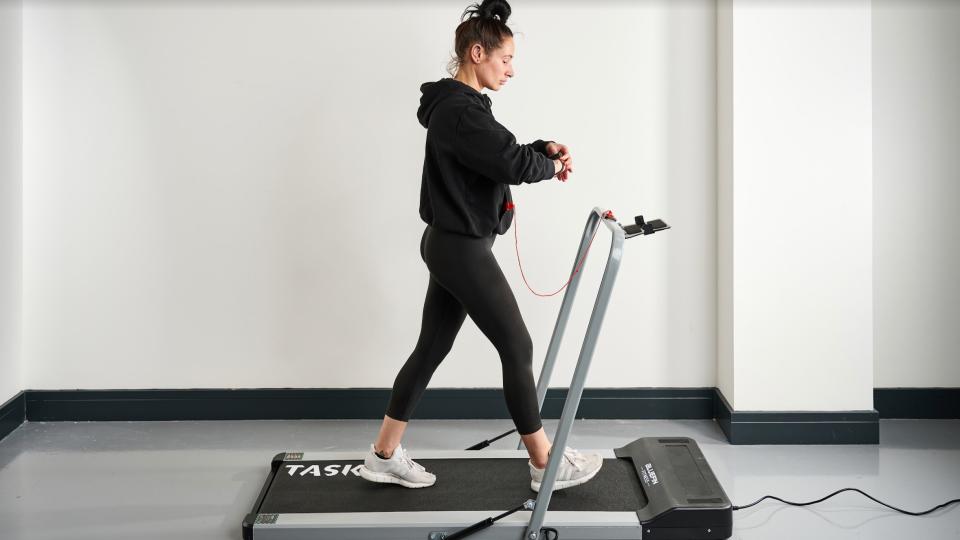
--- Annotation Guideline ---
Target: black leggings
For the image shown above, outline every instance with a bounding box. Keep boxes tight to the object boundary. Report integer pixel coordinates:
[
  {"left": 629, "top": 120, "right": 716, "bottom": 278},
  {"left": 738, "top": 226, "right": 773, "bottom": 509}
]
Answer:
[{"left": 384, "top": 225, "right": 543, "bottom": 436}]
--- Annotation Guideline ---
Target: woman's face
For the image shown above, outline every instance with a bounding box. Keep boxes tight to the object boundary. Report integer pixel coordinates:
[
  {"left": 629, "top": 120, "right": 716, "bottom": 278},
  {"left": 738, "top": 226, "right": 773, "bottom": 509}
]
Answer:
[{"left": 474, "top": 36, "right": 515, "bottom": 91}]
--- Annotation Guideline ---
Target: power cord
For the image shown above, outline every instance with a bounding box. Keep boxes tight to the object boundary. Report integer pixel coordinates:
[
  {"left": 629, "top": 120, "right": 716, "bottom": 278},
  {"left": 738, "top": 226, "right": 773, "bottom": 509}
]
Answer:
[
  {"left": 733, "top": 488, "right": 960, "bottom": 516},
  {"left": 440, "top": 490, "right": 959, "bottom": 540}
]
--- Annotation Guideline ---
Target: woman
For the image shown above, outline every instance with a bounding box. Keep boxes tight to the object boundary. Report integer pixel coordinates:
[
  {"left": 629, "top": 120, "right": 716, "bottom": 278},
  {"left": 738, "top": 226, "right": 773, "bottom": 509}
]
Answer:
[{"left": 356, "top": 0, "right": 602, "bottom": 493}]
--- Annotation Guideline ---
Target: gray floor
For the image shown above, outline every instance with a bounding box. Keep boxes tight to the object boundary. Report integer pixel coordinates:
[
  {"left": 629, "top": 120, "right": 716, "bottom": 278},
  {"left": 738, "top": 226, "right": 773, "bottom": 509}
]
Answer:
[{"left": 0, "top": 418, "right": 957, "bottom": 540}]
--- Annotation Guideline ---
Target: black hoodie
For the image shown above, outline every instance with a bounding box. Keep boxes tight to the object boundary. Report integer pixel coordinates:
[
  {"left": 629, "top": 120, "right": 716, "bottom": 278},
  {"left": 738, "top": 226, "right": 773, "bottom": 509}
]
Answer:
[{"left": 416, "top": 78, "right": 555, "bottom": 238}]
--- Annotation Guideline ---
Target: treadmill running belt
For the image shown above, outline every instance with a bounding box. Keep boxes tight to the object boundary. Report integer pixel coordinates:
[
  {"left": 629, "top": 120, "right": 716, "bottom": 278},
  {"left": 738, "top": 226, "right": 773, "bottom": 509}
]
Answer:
[{"left": 259, "top": 457, "right": 647, "bottom": 514}]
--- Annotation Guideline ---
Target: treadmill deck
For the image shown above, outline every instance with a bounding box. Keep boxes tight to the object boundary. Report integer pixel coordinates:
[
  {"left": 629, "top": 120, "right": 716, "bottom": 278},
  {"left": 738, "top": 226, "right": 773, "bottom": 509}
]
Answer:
[{"left": 260, "top": 452, "right": 644, "bottom": 514}]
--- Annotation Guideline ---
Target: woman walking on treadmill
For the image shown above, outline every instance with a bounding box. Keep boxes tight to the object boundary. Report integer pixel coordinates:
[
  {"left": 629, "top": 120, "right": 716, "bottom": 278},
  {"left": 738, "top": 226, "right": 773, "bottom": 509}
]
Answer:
[{"left": 356, "top": 0, "right": 603, "bottom": 492}]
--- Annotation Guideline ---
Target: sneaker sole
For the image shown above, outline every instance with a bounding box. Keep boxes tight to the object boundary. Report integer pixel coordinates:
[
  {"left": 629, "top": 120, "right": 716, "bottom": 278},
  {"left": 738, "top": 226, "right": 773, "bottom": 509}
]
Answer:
[
  {"left": 530, "top": 461, "right": 603, "bottom": 493},
  {"left": 357, "top": 465, "right": 435, "bottom": 489}
]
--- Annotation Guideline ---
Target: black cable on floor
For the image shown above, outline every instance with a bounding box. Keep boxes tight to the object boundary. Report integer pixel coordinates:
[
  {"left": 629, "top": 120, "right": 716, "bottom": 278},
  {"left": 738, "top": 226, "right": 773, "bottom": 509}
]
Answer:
[{"left": 732, "top": 488, "right": 960, "bottom": 516}]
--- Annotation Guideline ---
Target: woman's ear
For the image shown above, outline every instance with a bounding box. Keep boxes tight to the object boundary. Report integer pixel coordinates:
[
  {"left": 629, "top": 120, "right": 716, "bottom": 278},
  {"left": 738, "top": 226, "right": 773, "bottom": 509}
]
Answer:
[{"left": 471, "top": 43, "right": 484, "bottom": 64}]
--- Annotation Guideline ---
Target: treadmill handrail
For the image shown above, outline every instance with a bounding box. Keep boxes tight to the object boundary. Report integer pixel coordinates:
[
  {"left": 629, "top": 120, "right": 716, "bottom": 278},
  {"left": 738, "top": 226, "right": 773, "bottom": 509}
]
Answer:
[
  {"left": 523, "top": 207, "right": 625, "bottom": 540},
  {"left": 520, "top": 207, "right": 615, "bottom": 444}
]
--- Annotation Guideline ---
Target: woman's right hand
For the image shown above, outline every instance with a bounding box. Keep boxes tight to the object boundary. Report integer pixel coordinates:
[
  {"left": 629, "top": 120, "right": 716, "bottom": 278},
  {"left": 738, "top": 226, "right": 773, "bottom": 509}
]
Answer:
[
  {"left": 553, "top": 157, "right": 572, "bottom": 182},
  {"left": 549, "top": 143, "right": 573, "bottom": 182}
]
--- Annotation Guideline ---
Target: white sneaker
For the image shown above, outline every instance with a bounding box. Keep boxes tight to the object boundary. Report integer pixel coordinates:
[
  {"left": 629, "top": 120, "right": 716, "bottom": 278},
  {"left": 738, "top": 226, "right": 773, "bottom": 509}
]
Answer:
[
  {"left": 356, "top": 443, "right": 436, "bottom": 488},
  {"left": 529, "top": 446, "right": 603, "bottom": 492}
]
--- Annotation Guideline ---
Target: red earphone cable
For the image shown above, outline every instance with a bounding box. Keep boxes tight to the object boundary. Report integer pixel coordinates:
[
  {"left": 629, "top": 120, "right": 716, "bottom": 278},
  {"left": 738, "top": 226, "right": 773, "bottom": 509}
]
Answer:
[{"left": 510, "top": 205, "right": 601, "bottom": 297}]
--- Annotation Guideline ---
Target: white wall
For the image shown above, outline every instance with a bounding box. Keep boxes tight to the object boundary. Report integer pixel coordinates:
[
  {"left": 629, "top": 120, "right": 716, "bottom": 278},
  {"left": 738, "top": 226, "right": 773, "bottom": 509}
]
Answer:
[
  {"left": 17, "top": 0, "right": 956, "bottom": 407},
  {"left": 21, "top": 1, "right": 717, "bottom": 392},
  {"left": 873, "top": 0, "right": 960, "bottom": 388},
  {"left": 0, "top": 0, "right": 22, "bottom": 407}
]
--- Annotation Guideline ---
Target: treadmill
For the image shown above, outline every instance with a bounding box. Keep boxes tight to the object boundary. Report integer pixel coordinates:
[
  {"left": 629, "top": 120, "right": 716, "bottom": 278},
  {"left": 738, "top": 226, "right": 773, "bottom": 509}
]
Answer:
[{"left": 243, "top": 208, "right": 732, "bottom": 540}]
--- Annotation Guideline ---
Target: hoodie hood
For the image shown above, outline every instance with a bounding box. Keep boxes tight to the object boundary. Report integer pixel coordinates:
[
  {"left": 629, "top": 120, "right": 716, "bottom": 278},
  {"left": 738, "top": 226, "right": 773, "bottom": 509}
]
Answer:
[{"left": 417, "top": 78, "right": 492, "bottom": 128}]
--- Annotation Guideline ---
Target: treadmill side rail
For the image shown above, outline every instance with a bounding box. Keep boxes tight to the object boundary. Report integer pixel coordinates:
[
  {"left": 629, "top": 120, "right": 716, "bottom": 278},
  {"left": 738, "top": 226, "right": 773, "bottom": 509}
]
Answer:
[
  {"left": 243, "top": 452, "right": 289, "bottom": 540},
  {"left": 248, "top": 510, "right": 642, "bottom": 540}
]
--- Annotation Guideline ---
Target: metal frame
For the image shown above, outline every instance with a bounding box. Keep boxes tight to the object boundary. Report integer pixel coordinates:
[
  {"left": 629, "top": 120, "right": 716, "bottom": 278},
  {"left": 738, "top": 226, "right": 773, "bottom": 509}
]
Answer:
[
  {"left": 254, "top": 510, "right": 641, "bottom": 540},
  {"left": 521, "top": 207, "right": 627, "bottom": 540}
]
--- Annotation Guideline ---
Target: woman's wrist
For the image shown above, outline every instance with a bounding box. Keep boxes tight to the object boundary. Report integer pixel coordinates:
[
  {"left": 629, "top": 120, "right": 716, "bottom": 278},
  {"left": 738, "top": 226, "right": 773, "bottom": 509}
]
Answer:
[{"left": 554, "top": 159, "right": 566, "bottom": 176}]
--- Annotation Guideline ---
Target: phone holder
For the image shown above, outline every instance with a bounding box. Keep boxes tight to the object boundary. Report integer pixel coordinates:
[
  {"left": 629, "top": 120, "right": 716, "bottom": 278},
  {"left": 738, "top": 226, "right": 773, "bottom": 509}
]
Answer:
[{"left": 623, "top": 215, "right": 670, "bottom": 238}]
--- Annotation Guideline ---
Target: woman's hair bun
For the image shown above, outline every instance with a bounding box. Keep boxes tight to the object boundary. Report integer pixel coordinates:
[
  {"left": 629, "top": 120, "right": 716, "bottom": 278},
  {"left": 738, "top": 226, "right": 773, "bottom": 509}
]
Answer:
[{"left": 476, "top": 0, "right": 511, "bottom": 24}]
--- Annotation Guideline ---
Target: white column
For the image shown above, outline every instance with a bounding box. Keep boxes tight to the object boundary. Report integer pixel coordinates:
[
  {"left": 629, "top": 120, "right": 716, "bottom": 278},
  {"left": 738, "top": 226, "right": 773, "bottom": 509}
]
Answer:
[
  {"left": 0, "top": 0, "right": 23, "bottom": 406},
  {"left": 718, "top": 0, "right": 874, "bottom": 412}
]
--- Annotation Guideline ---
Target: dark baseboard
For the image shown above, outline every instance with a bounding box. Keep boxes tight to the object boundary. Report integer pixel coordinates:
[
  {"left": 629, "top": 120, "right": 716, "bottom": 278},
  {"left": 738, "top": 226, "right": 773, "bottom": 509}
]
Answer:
[
  {"left": 714, "top": 389, "right": 880, "bottom": 445},
  {"left": 874, "top": 388, "right": 960, "bottom": 419},
  {"left": 2, "top": 387, "right": 956, "bottom": 446},
  {"left": 0, "top": 391, "right": 25, "bottom": 443},
  {"left": 24, "top": 387, "right": 716, "bottom": 422}
]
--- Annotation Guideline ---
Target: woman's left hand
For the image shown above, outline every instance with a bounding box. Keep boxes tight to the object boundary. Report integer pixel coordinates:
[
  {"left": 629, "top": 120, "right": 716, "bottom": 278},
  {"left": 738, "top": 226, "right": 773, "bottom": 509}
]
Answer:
[{"left": 546, "top": 142, "right": 574, "bottom": 182}]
